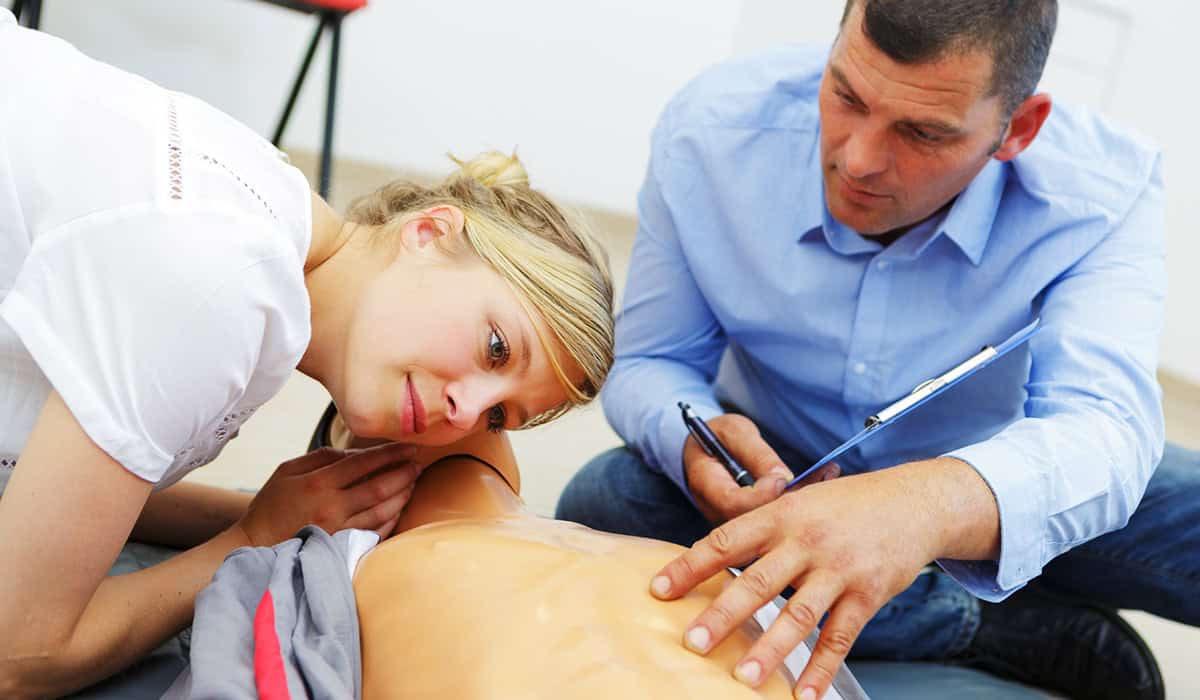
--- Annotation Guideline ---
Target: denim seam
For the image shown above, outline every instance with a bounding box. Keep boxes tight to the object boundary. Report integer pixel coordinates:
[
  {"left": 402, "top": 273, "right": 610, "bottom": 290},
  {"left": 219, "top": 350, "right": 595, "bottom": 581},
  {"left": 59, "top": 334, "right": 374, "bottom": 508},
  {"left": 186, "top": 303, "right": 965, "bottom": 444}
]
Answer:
[{"left": 944, "top": 593, "right": 981, "bottom": 658}]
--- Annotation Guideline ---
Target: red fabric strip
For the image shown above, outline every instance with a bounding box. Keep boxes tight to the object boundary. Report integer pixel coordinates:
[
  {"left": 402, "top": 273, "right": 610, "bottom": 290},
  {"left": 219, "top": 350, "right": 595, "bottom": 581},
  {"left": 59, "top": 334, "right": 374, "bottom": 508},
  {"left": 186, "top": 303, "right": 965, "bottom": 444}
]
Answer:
[{"left": 254, "top": 590, "right": 292, "bottom": 700}]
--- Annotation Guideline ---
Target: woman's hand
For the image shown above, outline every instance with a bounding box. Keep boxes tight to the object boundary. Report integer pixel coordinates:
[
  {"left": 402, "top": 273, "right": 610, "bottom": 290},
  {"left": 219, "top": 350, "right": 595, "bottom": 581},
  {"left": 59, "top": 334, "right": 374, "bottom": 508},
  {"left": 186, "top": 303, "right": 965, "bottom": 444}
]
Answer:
[
  {"left": 649, "top": 459, "right": 1000, "bottom": 700},
  {"left": 238, "top": 442, "right": 422, "bottom": 545}
]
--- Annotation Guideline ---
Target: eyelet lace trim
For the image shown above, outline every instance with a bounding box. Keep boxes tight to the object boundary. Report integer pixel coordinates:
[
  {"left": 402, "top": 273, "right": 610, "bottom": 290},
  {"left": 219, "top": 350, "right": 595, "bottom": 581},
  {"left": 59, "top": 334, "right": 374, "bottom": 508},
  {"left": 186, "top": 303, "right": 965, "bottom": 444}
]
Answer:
[
  {"left": 173, "top": 407, "right": 259, "bottom": 469},
  {"left": 167, "top": 96, "right": 183, "bottom": 200},
  {"left": 199, "top": 153, "right": 279, "bottom": 223}
]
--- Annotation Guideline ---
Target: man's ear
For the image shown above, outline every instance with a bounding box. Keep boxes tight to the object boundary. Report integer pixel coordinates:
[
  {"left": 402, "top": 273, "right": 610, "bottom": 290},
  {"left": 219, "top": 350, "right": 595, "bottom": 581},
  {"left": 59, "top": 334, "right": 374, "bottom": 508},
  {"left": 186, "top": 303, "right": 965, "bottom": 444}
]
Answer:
[
  {"left": 993, "top": 93, "right": 1053, "bottom": 162},
  {"left": 398, "top": 205, "right": 467, "bottom": 250}
]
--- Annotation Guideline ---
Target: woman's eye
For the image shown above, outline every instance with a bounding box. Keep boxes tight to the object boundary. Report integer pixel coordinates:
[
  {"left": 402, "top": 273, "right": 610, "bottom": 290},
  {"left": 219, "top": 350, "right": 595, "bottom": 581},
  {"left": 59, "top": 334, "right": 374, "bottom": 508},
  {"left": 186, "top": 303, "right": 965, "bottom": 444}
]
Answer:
[
  {"left": 488, "top": 328, "right": 510, "bottom": 366},
  {"left": 487, "top": 404, "right": 507, "bottom": 432}
]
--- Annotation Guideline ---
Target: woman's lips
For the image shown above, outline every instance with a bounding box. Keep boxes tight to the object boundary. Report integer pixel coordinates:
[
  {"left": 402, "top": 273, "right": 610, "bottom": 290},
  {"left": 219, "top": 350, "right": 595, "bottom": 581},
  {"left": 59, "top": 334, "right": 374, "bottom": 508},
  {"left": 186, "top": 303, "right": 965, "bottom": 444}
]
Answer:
[{"left": 405, "top": 375, "right": 427, "bottom": 435}]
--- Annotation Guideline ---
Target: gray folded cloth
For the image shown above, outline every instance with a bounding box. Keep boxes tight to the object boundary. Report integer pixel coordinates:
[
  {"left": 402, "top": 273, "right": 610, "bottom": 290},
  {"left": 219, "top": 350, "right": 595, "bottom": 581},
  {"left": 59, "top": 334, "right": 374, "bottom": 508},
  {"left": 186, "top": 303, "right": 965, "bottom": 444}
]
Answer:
[{"left": 164, "top": 525, "right": 364, "bottom": 700}]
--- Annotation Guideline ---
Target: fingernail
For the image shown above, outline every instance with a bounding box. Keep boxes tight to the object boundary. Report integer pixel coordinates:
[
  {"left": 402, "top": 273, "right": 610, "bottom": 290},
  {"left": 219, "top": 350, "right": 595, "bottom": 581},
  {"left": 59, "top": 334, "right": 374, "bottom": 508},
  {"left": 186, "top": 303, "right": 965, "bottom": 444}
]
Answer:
[
  {"left": 685, "top": 626, "right": 711, "bottom": 653},
  {"left": 650, "top": 575, "right": 671, "bottom": 598},
  {"left": 771, "top": 466, "right": 792, "bottom": 480},
  {"left": 734, "top": 660, "right": 762, "bottom": 685},
  {"left": 798, "top": 687, "right": 817, "bottom": 700}
]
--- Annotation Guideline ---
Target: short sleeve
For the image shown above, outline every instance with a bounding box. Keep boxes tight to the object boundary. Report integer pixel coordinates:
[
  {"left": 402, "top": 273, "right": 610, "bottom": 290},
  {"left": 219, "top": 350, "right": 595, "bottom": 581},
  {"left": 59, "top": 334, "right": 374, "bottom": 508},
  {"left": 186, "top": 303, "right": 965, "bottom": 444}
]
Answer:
[{"left": 0, "top": 201, "right": 309, "bottom": 482}]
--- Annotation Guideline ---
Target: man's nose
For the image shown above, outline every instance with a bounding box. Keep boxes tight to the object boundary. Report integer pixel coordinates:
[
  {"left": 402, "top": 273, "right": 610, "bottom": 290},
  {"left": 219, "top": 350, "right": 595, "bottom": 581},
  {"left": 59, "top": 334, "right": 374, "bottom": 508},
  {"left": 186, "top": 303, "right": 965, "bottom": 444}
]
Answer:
[{"left": 842, "top": 124, "right": 888, "bottom": 180}]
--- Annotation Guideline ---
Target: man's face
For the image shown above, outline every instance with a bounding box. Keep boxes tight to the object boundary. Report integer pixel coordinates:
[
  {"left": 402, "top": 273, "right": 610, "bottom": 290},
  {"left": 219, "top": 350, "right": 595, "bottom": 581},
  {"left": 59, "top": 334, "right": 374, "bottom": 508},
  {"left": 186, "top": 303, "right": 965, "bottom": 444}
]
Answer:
[{"left": 819, "top": 5, "right": 1009, "bottom": 235}]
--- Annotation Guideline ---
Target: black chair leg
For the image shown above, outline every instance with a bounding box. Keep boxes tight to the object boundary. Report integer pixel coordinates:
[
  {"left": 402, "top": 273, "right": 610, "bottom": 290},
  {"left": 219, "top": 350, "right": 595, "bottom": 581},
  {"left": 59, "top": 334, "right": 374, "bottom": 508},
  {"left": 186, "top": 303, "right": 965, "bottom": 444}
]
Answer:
[
  {"left": 13, "top": 0, "right": 42, "bottom": 29},
  {"left": 318, "top": 12, "right": 342, "bottom": 201},
  {"left": 271, "top": 16, "right": 326, "bottom": 148}
]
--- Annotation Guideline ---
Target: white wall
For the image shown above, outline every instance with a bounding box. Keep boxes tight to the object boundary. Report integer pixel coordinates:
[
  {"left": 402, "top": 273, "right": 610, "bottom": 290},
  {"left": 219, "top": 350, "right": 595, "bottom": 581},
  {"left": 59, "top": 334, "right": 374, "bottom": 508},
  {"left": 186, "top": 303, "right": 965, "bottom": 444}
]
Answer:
[
  {"left": 734, "top": 0, "right": 1198, "bottom": 384},
  {"left": 39, "top": 0, "right": 740, "bottom": 214},
  {"left": 33, "top": 0, "right": 1197, "bottom": 382}
]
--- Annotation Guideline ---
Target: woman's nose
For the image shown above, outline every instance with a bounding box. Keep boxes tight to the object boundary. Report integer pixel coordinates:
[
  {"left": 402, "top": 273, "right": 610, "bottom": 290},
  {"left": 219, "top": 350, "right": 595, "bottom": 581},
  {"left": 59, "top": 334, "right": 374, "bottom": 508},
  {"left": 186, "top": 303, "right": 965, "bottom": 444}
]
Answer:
[{"left": 444, "top": 377, "right": 505, "bottom": 432}]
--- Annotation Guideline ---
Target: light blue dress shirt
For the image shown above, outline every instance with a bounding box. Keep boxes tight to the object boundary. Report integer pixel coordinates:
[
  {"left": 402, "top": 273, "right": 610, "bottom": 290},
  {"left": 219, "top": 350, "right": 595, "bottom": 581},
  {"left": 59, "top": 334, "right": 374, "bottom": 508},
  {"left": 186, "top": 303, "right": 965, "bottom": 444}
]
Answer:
[{"left": 604, "top": 44, "right": 1166, "bottom": 601}]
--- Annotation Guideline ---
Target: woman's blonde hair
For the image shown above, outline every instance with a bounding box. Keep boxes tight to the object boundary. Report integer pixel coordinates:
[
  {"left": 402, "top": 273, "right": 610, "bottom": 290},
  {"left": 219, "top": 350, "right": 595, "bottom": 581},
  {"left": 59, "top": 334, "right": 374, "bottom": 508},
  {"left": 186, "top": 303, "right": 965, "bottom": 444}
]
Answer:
[{"left": 345, "top": 151, "right": 614, "bottom": 427}]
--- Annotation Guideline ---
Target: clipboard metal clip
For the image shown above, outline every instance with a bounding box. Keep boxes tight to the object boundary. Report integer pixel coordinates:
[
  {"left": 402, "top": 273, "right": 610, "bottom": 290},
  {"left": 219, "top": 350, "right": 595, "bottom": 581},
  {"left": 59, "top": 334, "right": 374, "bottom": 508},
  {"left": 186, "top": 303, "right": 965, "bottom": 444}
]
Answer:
[{"left": 784, "top": 318, "right": 1042, "bottom": 491}]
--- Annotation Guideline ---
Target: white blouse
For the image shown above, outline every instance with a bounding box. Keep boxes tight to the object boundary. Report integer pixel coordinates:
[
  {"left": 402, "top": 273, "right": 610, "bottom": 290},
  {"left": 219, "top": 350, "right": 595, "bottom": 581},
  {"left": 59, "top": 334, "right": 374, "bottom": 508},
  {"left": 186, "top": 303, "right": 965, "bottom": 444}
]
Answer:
[{"left": 0, "top": 10, "right": 314, "bottom": 488}]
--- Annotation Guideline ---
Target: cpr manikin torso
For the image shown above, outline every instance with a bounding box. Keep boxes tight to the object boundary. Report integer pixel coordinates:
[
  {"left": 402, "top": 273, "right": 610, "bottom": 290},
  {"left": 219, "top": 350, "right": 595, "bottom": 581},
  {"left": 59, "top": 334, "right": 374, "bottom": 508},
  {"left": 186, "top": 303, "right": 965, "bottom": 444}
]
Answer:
[{"left": 348, "top": 430, "right": 794, "bottom": 699}]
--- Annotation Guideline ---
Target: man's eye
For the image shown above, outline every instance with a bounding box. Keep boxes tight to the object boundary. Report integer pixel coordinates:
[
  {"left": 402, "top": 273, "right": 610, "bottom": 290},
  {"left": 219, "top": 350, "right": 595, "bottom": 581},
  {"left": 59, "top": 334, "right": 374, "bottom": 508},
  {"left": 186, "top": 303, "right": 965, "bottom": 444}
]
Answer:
[
  {"left": 487, "top": 405, "right": 507, "bottom": 432},
  {"left": 909, "top": 127, "right": 939, "bottom": 143},
  {"left": 488, "top": 327, "right": 510, "bottom": 366},
  {"left": 835, "top": 90, "right": 857, "bottom": 108}
]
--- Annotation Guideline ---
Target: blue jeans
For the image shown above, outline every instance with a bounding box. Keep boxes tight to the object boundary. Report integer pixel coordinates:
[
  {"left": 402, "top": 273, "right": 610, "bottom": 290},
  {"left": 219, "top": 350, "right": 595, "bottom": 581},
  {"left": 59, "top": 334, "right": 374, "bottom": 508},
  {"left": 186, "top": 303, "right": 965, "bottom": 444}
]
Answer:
[{"left": 556, "top": 442, "right": 1200, "bottom": 660}]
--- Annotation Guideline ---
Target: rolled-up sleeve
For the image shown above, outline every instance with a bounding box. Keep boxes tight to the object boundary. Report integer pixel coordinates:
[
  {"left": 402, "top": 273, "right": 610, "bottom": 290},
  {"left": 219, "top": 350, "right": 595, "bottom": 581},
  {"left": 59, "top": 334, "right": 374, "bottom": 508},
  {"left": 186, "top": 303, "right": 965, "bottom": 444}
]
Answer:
[
  {"left": 600, "top": 105, "right": 728, "bottom": 500},
  {"left": 941, "top": 159, "right": 1167, "bottom": 601}
]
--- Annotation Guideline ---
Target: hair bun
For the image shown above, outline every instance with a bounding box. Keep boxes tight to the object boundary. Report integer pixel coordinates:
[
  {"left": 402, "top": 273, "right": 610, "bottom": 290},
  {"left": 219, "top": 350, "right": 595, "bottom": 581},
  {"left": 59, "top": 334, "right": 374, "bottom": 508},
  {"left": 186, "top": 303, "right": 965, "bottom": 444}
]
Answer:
[{"left": 449, "top": 150, "right": 529, "bottom": 189}]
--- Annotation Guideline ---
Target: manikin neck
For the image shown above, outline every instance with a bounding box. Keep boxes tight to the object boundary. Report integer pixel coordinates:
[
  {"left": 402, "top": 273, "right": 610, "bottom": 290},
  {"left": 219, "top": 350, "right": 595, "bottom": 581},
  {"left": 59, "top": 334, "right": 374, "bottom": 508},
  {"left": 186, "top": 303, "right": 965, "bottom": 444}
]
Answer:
[{"left": 392, "top": 457, "right": 527, "bottom": 535}]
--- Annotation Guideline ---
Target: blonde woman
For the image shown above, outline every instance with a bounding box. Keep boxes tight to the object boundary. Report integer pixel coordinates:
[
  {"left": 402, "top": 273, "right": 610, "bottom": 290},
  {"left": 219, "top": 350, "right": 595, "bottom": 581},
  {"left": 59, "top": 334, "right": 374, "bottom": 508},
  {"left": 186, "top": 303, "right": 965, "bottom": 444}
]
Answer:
[{"left": 0, "top": 10, "right": 613, "bottom": 697}]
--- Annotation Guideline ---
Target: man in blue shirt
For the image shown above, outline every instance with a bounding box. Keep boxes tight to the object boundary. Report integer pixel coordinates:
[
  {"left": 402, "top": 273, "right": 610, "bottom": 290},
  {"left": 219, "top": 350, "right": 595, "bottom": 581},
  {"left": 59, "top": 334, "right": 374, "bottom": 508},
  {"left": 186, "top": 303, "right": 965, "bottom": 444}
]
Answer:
[{"left": 557, "top": 1, "right": 1198, "bottom": 699}]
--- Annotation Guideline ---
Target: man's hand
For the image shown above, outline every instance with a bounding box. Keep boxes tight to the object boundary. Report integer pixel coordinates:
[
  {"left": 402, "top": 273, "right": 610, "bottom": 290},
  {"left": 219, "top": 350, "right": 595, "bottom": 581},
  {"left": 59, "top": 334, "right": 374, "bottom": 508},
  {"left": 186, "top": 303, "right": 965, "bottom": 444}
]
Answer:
[
  {"left": 238, "top": 442, "right": 422, "bottom": 545},
  {"left": 652, "top": 457, "right": 1001, "bottom": 699},
  {"left": 684, "top": 413, "right": 838, "bottom": 525}
]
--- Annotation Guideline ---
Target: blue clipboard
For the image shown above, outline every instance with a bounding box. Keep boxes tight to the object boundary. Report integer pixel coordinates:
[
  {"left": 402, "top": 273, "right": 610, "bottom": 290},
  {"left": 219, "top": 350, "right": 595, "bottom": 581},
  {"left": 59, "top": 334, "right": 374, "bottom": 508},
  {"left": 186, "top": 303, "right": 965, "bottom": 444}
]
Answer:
[{"left": 784, "top": 318, "right": 1042, "bottom": 490}]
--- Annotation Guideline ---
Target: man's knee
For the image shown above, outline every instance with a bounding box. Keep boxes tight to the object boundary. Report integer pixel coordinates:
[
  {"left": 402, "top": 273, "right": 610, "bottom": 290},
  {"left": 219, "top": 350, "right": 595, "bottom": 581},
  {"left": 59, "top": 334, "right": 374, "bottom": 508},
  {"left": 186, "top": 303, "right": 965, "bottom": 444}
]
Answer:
[
  {"left": 557, "top": 446, "right": 667, "bottom": 523},
  {"left": 1152, "top": 441, "right": 1200, "bottom": 486},
  {"left": 556, "top": 446, "right": 710, "bottom": 545}
]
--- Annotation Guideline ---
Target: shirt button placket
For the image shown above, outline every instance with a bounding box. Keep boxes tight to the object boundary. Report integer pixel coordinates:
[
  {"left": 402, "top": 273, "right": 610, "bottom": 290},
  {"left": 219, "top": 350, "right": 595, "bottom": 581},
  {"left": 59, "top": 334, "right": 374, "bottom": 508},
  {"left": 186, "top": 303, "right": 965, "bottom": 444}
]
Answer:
[{"left": 845, "top": 257, "right": 893, "bottom": 415}]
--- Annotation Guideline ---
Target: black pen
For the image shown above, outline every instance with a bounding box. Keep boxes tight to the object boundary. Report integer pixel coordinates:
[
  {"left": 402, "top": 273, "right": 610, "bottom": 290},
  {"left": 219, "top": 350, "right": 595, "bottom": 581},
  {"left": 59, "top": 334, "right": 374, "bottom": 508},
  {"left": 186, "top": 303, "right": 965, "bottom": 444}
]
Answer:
[{"left": 678, "top": 402, "right": 755, "bottom": 487}]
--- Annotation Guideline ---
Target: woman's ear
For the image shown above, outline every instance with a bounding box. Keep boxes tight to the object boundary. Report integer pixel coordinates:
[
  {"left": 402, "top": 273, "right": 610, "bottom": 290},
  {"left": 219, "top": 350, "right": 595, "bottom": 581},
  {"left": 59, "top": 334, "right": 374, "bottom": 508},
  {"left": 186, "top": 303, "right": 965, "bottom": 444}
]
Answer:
[{"left": 398, "top": 205, "right": 467, "bottom": 250}]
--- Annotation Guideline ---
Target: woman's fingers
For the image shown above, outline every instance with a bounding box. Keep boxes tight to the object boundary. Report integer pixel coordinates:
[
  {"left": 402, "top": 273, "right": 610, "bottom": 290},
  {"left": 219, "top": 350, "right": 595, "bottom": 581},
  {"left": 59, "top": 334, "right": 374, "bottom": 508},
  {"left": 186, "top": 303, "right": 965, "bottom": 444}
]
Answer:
[
  {"left": 324, "top": 442, "right": 417, "bottom": 488},
  {"left": 276, "top": 446, "right": 350, "bottom": 476},
  {"left": 341, "top": 462, "right": 422, "bottom": 516},
  {"left": 343, "top": 482, "right": 416, "bottom": 533}
]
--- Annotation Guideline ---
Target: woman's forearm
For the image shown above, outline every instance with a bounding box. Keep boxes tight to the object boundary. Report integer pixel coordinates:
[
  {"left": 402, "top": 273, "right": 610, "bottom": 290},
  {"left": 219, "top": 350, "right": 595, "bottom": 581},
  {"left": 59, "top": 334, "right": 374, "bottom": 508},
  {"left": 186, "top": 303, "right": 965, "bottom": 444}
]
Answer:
[
  {"left": 131, "top": 481, "right": 254, "bottom": 549},
  {"left": 4, "top": 524, "right": 251, "bottom": 698}
]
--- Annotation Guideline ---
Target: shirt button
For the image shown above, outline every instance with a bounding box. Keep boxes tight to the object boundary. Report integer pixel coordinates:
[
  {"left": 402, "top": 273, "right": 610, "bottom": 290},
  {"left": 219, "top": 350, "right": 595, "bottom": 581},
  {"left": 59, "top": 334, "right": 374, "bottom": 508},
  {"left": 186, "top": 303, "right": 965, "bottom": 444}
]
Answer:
[
  {"left": 876, "top": 260, "right": 890, "bottom": 271},
  {"left": 853, "top": 362, "right": 867, "bottom": 375}
]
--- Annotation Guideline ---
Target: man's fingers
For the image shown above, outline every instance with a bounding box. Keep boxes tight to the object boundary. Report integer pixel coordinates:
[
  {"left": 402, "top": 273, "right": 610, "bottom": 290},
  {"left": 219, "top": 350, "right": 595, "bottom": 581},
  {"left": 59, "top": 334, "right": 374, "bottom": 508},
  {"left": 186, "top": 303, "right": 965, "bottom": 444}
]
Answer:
[
  {"left": 326, "top": 442, "right": 417, "bottom": 487},
  {"left": 679, "top": 550, "right": 799, "bottom": 658},
  {"left": 688, "top": 455, "right": 745, "bottom": 523},
  {"left": 650, "top": 509, "right": 777, "bottom": 601},
  {"left": 794, "top": 598, "right": 872, "bottom": 700},
  {"left": 735, "top": 572, "right": 844, "bottom": 688},
  {"left": 715, "top": 417, "right": 788, "bottom": 481},
  {"left": 791, "top": 462, "right": 841, "bottom": 490}
]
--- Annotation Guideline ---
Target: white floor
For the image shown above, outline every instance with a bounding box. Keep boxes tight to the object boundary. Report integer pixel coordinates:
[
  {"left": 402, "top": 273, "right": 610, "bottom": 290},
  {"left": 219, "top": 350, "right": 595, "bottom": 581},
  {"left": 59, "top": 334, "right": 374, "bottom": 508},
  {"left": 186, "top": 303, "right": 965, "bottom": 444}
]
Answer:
[{"left": 188, "top": 154, "right": 1200, "bottom": 698}]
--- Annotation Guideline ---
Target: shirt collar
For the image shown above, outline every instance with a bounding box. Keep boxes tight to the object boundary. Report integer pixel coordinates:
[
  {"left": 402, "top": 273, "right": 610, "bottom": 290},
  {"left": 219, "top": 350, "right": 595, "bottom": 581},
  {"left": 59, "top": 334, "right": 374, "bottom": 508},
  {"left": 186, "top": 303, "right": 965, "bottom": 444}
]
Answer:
[
  {"left": 920, "top": 158, "right": 1007, "bottom": 266},
  {"left": 799, "top": 151, "right": 1009, "bottom": 267},
  {"left": 796, "top": 136, "right": 883, "bottom": 256}
]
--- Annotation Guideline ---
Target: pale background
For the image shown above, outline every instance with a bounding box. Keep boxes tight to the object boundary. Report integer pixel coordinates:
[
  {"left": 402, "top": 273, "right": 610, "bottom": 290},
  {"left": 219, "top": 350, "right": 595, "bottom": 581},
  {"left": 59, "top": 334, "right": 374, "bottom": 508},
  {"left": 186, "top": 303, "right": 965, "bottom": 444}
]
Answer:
[
  {"left": 26, "top": 0, "right": 1200, "bottom": 696},
  {"left": 42, "top": 0, "right": 1199, "bottom": 385}
]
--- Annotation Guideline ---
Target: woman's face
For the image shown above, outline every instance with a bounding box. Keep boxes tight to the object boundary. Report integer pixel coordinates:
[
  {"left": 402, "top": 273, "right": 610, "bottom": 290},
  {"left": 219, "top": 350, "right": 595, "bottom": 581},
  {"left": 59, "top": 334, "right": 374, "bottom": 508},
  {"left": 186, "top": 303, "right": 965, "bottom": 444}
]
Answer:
[{"left": 335, "top": 215, "right": 576, "bottom": 446}]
